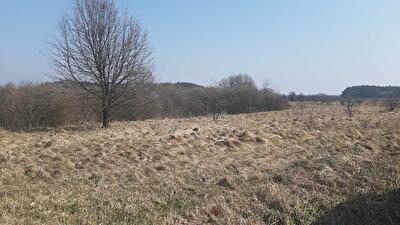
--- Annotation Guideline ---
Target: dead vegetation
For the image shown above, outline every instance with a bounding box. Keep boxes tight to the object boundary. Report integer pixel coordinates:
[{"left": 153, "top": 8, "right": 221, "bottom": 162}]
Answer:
[
  {"left": 0, "top": 103, "right": 399, "bottom": 224},
  {"left": 0, "top": 75, "right": 288, "bottom": 131}
]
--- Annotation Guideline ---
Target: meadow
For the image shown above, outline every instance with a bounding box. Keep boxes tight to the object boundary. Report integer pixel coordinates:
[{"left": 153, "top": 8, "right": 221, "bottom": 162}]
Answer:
[{"left": 0, "top": 103, "right": 399, "bottom": 224}]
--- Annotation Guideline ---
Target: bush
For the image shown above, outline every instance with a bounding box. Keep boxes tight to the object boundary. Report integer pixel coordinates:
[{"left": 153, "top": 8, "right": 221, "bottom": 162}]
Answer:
[
  {"left": 0, "top": 82, "right": 89, "bottom": 130},
  {"left": 218, "top": 74, "right": 288, "bottom": 114},
  {"left": 384, "top": 92, "right": 399, "bottom": 112}
]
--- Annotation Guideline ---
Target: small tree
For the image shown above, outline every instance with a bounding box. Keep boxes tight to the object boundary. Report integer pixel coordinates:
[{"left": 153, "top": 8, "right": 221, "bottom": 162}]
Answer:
[
  {"left": 49, "top": 0, "right": 153, "bottom": 128},
  {"left": 341, "top": 97, "right": 362, "bottom": 118},
  {"left": 218, "top": 74, "right": 258, "bottom": 114},
  {"left": 384, "top": 91, "right": 399, "bottom": 112},
  {"left": 288, "top": 92, "right": 296, "bottom": 101},
  {"left": 206, "top": 87, "right": 229, "bottom": 121}
]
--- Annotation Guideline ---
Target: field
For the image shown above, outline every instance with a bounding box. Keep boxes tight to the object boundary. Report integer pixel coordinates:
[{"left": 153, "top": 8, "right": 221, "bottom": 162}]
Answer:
[{"left": 0, "top": 103, "right": 399, "bottom": 225}]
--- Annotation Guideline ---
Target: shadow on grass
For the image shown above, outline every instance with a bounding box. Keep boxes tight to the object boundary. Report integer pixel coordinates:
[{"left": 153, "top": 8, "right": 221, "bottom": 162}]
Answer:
[{"left": 313, "top": 189, "right": 400, "bottom": 225}]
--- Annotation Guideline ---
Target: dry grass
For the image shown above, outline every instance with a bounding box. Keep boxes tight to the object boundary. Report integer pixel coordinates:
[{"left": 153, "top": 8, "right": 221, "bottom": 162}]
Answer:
[{"left": 0, "top": 103, "right": 399, "bottom": 225}]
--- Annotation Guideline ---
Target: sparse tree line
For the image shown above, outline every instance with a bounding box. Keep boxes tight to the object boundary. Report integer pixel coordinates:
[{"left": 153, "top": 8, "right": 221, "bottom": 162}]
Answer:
[
  {"left": 288, "top": 88, "right": 400, "bottom": 115},
  {"left": 288, "top": 92, "right": 340, "bottom": 103},
  {"left": 341, "top": 85, "right": 400, "bottom": 112},
  {"left": 2, "top": 74, "right": 399, "bottom": 130},
  {"left": 153, "top": 74, "right": 289, "bottom": 120},
  {"left": 0, "top": 74, "right": 288, "bottom": 131},
  {"left": 342, "top": 85, "right": 400, "bottom": 99},
  {"left": 341, "top": 88, "right": 400, "bottom": 115}
]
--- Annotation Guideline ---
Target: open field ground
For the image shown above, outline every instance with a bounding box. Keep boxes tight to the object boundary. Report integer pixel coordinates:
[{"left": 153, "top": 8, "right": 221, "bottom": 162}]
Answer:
[{"left": 0, "top": 103, "right": 399, "bottom": 225}]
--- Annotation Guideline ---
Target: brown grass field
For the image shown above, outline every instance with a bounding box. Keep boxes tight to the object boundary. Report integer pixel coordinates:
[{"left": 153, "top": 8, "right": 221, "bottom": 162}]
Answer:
[{"left": 0, "top": 103, "right": 399, "bottom": 225}]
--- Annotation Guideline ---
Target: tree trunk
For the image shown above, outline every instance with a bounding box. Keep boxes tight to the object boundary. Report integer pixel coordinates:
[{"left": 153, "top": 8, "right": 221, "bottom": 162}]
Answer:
[
  {"left": 102, "top": 108, "right": 109, "bottom": 128},
  {"left": 102, "top": 98, "right": 110, "bottom": 128}
]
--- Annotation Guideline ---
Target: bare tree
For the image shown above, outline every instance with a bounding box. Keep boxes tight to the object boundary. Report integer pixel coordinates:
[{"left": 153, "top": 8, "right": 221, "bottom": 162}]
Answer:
[
  {"left": 206, "top": 87, "right": 229, "bottom": 121},
  {"left": 341, "top": 97, "right": 362, "bottom": 118},
  {"left": 219, "top": 73, "right": 257, "bottom": 89},
  {"left": 384, "top": 91, "right": 399, "bottom": 112},
  {"left": 49, "top": 0, "right": 153, "bottom": 128}
]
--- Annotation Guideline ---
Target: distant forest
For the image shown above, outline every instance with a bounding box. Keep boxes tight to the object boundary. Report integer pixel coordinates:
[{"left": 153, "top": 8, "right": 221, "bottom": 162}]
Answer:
[
  {"left": 288, "top": 85, "right": 400, "bottom": 102},
  {"left": 342, "top": 85, "right": 400, "bottom": 98}
]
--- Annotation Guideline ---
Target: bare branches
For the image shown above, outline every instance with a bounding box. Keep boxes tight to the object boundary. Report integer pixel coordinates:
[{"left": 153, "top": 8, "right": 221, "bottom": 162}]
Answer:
[
  {"left": 218, "top": 73, "right": 257, "bottom": 89},
  {"left": 205, "top": 87, "right": 230, "bottom": 121},
  {"left": 341, "top": 97, "right": 362, "bottom": 118},
  {"left": 385, "top": 91, "right": 399, "bottom": 112},
  {"left": 49, "top": 0, "right": 153, "bottom": 128}
]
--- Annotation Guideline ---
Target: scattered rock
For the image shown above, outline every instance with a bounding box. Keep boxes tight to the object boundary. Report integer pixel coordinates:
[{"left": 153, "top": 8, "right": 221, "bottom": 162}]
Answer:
[{"left": 193, "top": 127, "right": 199, "bottom": 132}]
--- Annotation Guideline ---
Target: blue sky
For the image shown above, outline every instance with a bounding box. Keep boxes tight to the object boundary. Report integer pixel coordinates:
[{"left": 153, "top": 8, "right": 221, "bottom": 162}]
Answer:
[{"left": 1, "top": 0, "right": 400, "bottom": 94}]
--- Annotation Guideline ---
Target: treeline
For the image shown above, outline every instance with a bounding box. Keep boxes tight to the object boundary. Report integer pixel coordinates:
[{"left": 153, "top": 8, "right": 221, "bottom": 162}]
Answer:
[
  {"left": 342, "top": 85, "right": 400, "bottom": 99},
  {"left": 0, "top": 74, "right": 288, "bottom": 130},
  {"left": 0, "top": 83, "right": 95, "bottom": 130},
  {"left": 288, "top": 92, "right": 340, "bottom": 103},
  {"left": 287, "top": 85, "right": 400, "bottom": 103}
]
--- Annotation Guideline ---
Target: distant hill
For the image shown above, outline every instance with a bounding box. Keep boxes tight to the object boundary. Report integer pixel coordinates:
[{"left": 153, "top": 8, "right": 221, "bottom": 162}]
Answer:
[
  {"left": 342, "top": 85, "right": 400, "bottom": 98},
  {"left": 158, "top": 82, "right": 204, "bottom": 89}
]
